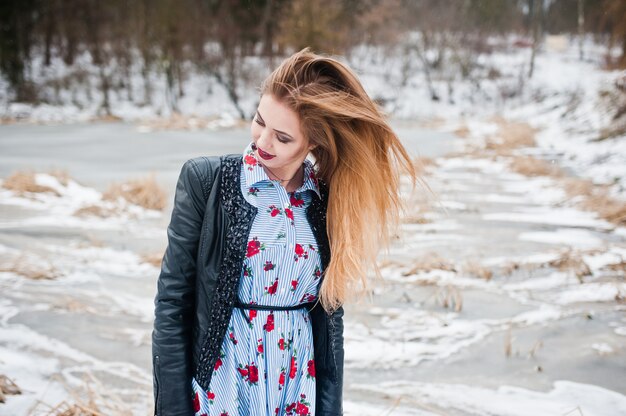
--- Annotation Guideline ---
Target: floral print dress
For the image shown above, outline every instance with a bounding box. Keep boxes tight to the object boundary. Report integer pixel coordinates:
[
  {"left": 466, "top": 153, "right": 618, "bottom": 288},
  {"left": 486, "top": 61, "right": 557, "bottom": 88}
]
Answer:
[{"left": 191, "top": 142, "right": 322, "bottom": 416}]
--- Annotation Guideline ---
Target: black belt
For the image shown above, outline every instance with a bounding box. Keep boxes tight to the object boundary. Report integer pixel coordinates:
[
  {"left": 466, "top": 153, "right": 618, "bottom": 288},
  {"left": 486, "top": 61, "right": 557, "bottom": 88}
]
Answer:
[{"left": 234, "top": 299, "right": 317, "bottom": 311}]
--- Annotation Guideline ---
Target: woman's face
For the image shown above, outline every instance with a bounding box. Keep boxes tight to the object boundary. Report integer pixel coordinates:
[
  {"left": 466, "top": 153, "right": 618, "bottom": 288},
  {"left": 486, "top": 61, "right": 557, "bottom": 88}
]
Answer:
[{"left": 251, "top": 94, "right": 314, "bottom": 175}]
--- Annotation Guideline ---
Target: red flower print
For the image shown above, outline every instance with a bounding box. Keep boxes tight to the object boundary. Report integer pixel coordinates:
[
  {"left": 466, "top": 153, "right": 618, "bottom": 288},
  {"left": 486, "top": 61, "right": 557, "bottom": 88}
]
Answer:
[
  {"left": 307, "top": 359, "right": 315, "bottom": 378},
  {"left": 193, "top": 392, "right": 200, "bottom": 412},
  {"left": 249, "top": 309, "right": 257, "bottom": 321},
  {"left": 279, "top": 368, "right": 286, "bottom": 389},
  {"left": 285, "top": 208, "right": 294, "bottom": 221},
  {"left": 278, "top": 335, "right": 285, "bottom": 350},
  {"left": 220, "top": 412, "right": 229, "bottom": 416},
  {"left": 265, "top": 277, "right": 279, "bottom": 295},
  {"left": 263, "top": 261, "right": 275, "bottom": 271},
  {"left": 248, "top": 186, "right": 259, "bottom": 196},
  {"left": 289, "top": 356, "right": 297, "bottom": 379},
  {"left": 243, "top": 265, "right": 253, "bottom": 277},
  {"left": 296, "top": 402, "right": 309, "bottom": 415},
  {"left": 294, "top": 243, "right": 309, "bottom": 261},
  {"left": 291, "top": 279, "right": 298, "bottom": 291},
  {"left": 286, "top": 402, "right": 296, "bottom": 412},
  {"left": 313, "top": 266, "right": 321, "bottom": 279},
  {"left": 257, "top": 338, "right": 264, "bottom": 355},
  {"left": 263, "top": 312, "right": 275, "bottom": 332},
  {"left": 228, "top": 326, "right": 237, "bottom": 345},
  {"left": 309, "top": 169, "right": 318, "bottom": 186},
  {"left": 294, "top": 394, "right": 312, "bottom": 415},
  {"left": 275, "top": 407, "right": 280, "bottom": 415},
  {"left": 246, "top": 237, "right": 264, "bottom": 257},
  {"left": 207, "top": 390, "right": 215, "bottom": 401},
  {"left": 237, "top": 363, "right": 259, "bottom": 385},
  {"left": 248, "top": 363, "right": 259, "bottom": 383},
  {"left": 300, "top": 293, "right": 316, "bottom": 303},
  {"left": 244, "top": 154, "right": 257, "bottom": 169},
  {"left": 290, "top": 192, "right": 304, "bottom": 207},
  {"left": 267, "top": 204, "right": 282, "bottom": 217},
  {"left": 237, "top": 365, "right": 248, "bottom": 379},
  {"left": 214, "top": 357, "right": 223, "bottom": 371}
]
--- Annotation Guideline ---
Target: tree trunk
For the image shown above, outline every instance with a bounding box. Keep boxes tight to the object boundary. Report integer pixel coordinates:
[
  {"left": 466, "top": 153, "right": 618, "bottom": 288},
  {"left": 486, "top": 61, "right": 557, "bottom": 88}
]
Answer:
[{"left": 578, "top": 0, "right": 584, "bottom": 61}]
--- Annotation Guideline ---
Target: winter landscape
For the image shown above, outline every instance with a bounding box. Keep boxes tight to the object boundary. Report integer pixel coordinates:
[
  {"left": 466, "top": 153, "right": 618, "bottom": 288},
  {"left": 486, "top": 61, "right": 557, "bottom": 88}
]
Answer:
[{"left": 1, "top": 1, "right": 625, "bottom": 415}]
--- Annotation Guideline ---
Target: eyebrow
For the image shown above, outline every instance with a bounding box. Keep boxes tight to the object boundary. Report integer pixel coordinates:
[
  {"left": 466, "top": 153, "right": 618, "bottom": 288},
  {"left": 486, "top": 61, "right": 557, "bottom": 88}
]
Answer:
[{"left": 256, "top": 111, "right": 294, "bottom": 140}]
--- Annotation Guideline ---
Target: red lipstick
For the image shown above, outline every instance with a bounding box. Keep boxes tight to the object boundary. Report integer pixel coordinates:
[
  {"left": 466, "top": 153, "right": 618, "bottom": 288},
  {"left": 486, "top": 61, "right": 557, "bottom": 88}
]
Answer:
[{"left": 256, "top": 146, "right": 275, "bottom": 160}]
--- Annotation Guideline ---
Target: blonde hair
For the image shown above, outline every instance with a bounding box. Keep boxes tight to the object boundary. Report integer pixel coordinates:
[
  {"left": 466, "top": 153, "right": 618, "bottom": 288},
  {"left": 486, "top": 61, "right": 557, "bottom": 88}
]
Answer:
[{"left": 260, "top": 47, "right": 420, "bottom": 313}]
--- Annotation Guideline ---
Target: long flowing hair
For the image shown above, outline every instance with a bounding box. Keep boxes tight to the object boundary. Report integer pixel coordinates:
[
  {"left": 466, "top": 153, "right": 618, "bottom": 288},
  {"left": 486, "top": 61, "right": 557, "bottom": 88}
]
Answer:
[{"left": 260, "top": 47, "right": 420, "bottom": 313}]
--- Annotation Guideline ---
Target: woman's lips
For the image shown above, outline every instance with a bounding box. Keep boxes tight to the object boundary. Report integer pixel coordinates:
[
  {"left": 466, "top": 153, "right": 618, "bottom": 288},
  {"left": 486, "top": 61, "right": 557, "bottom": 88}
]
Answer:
[{"left": 257, "top": 147, "right": 275, "bottom": 160}]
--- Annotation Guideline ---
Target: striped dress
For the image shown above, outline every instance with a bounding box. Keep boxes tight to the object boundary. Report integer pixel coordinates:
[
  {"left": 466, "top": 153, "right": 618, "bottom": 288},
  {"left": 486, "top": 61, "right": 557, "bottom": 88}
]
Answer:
[{"left": 191, "top": 142, "right": 321, "bottom": 416}]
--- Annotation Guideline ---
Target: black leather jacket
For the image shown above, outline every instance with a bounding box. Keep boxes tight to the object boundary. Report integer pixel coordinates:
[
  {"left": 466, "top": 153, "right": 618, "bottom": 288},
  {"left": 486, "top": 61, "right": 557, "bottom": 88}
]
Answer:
[{"left": 152, "top": 154, "right": 344, "bottom": 415}]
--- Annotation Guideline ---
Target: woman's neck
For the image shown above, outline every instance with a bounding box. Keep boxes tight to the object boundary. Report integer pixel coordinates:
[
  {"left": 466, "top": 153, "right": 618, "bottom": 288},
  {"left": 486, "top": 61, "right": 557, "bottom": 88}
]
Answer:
[{"left": 263, "top": 163, "right": 304, "bottom": 193}]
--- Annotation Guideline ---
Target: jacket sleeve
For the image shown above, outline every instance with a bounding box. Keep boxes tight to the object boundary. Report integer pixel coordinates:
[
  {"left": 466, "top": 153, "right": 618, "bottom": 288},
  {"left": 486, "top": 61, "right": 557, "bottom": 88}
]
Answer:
[
  {"left": 317, "top": 305, "right": 345, "bottom": 416},
  {"left": 152, "top": 159, "right": 207, "bottom": 416}
]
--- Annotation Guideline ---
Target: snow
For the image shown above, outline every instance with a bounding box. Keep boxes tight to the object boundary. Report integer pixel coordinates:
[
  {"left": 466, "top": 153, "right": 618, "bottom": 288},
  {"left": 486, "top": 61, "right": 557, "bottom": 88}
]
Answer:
[
  {"left": 0, "top": 174, "right": 162, "bottom": 231},
  {"left": 351, "top": 380, "right": 626, "bottom": 416}
]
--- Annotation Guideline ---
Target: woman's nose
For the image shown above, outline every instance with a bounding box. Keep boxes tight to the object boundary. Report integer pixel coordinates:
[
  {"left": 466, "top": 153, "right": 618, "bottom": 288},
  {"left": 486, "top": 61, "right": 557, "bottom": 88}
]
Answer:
[{"left": 256, "top": 130, "right": 272, "bottom": 150}]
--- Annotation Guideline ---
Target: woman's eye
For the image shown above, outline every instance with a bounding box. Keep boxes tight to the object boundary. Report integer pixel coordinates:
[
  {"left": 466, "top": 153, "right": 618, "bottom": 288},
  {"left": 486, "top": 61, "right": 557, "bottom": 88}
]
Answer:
[{"left": 255, "top": 117, "right": 290, "bottom": 144}]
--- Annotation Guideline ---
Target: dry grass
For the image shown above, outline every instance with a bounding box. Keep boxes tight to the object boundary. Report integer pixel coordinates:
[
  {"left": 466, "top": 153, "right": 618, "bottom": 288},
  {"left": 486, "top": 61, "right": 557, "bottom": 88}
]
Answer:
[
  {"left": 485, "top": 117, "right": 537, "bottom": 151},
  {"left": 562, "top": 177, "right": 626, "bottom": 226},
  {"left": 72, "top": 204, "right": 120, "bottom": 218},
  {"left": 401, "top": 213, "right": 431, "bottom": 224},
  {"left": 137, "top": 112, "right": 247, "bottom": 131},
  {"left": 504, "top": 326, "right": 513, "bottom": 357},
  {"left": 463, "top": 260, "right": 493, "bottom": 281},
  {"left": 435, "top": 285, "right": 463, "bottom": 312},
  {"left": 0, "top": 116, "right": 18, "bottom": 125},
  {"left": 453, "top": 124, "right": 471, "bottom": 138},
  {"left": 510, "top": 155, "right": 563, "bottom": 178},
  {"left": 402, "top": 253, "right": 457, "bottom": 275},
  {"left": 89, "top": 114, "right": 123, "bottom": 123},
  {"left": 562, "top": 177, "right": 595, "bottom": 198},
  {"left": 1, "top": 169, "right": 70, "bottom": 196},
  {"left": 29, "top": 373, "right": 133, "bottom": 416},
  {"left": 579, "top": 192, "right": 626, "bottom": 226},
  {"left": 377, "top": 258, "right": 404, "bottom": 269},
  {"left": 0, "top": 255, "right": 59, "bottom": 280},
  {"left": 52, "top": 298, "right": 98, "bottom": 314},
  {"left": 102, "top": 173, "right": 167, "bottom": 211},
  {"left": 0, "top": 374, "right": 21, "bottom": 403},
  {"left": 140, "top": 252, "right": 164, "bottom": 267},
  {"left": 413, "top": 156, "right": 438, "bottom": 176},
  {"left": 528, "top": 340, "right": 543, "bottom": 359},
  {"left": 417, "top": 116, "right": 446, "bottom": 130},
  {"left": 499, "top": 261, "right": 523, "bottom": 277},
  {"left": 603, "top": 260, "right": 626, "bottom": 274},
  {"left": 547, "top": 249, "right": 592, "bottom": 282}
]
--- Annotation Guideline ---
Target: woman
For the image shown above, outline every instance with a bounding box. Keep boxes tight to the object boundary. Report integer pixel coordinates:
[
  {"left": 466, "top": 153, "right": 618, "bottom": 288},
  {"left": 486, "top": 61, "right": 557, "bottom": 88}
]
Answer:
[{"left": 152, "top": 47, "right": 417, "bottom": 416}]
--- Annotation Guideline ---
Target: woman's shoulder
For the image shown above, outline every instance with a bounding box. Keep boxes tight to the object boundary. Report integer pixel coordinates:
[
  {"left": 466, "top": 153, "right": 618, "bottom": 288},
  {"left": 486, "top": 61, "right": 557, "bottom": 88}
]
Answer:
[{"left": 183, "top": 153, "right": 241, "bottom": 178}]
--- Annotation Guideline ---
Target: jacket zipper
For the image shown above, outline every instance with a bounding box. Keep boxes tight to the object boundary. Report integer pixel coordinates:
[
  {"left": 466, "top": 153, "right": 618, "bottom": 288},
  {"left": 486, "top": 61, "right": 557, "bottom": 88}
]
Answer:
[{"left": 153, "top": 355, "right": 161, "bottom": 415}]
